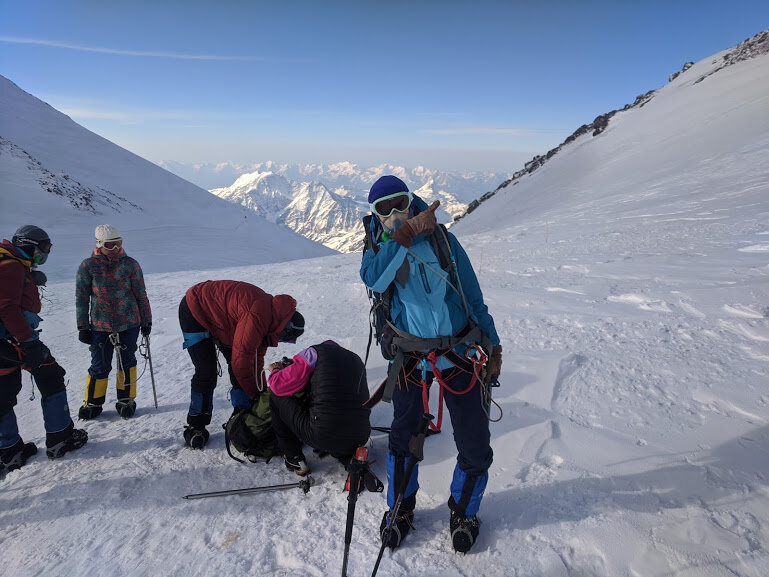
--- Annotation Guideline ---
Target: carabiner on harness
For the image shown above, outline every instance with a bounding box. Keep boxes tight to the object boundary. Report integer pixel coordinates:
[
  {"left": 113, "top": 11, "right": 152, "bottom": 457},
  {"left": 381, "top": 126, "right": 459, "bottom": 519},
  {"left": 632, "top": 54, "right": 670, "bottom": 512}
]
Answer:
[
  {"left": 464, "top": 343, "right": 488, "bottom": 366},
  {"left": 464, "top": 343, "right": 503, "bottom": 423}
]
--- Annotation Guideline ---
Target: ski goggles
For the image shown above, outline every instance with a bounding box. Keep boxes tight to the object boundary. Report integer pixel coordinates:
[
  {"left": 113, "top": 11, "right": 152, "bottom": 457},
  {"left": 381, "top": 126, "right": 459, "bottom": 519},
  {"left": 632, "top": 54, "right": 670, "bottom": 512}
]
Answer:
[
  {"left": 24, "top": 241, "right": 52, "bottom": 266},
  {"left": 32, "top": 244, "right": 51, "bottom": 266},
  {"left": 371, "top": 191, "right": 412, "bottom": 218},
  {"left": 102, "top": 240, "right": 123, "bottom": 251},
  {"left": 278, "top": 320, "right": 305, "bottom": 344}
]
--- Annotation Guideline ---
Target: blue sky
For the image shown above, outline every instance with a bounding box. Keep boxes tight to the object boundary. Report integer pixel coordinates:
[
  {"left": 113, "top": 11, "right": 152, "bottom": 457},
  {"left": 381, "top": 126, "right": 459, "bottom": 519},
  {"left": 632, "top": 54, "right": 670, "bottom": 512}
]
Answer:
[{"left": 1, "top": 0, "right": 767, "bottom": 173}]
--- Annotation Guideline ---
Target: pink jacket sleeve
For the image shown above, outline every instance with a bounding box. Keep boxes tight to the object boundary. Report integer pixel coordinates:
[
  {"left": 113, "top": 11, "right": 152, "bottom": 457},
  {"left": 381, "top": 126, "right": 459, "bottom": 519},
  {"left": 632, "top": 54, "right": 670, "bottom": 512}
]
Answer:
[{"left": 268, "top": 347, "right": 317, "bottom": 396}]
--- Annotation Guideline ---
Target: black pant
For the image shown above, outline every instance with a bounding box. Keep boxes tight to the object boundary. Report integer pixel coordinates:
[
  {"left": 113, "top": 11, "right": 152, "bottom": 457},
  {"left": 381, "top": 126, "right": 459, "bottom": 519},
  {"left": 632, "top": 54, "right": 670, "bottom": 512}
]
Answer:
[
  {"left": 179, "top": 297, "right": 242, "bottom": 393},
  {"left": 1, "top": 339, "right": 71, "bottom": 442},
  {"left": 0, "top": 340, "right": 66, "bottom": 414},
  {"left": 270, "top": 393, "right": 365, "bottom": 461}
]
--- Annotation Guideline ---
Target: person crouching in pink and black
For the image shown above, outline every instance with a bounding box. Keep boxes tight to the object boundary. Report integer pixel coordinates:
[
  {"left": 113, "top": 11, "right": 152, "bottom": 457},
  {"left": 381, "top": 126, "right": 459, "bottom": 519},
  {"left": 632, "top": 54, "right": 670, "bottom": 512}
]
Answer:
[{"left": 268, "top": 340, "right": 371, "bottom": 476}]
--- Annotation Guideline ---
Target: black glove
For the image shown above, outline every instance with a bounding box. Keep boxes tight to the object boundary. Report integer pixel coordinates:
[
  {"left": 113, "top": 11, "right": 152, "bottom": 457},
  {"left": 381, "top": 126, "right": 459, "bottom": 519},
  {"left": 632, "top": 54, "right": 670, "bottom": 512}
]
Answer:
[
  {"left": 78, "top": 328, "right": 92, "bottom": 344},
  {"left": 141, "top": 324, "right": 152, "bottom": 337},
  {"left": 31, "top": 270, "right": 47, "bottom": 286},
  {"left": 21, "top": 339, "right": 48, "bottom": 370}
]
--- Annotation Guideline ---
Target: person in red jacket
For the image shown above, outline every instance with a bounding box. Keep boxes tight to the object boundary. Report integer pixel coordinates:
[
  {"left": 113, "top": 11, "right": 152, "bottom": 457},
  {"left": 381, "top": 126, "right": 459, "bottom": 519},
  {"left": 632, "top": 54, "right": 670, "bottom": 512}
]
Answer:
[
  {"left": 178, "top": 280, "right": 304, "bottom": 449},
  {"left": 0, "top": 226, "right": 88, "bottom": 473}
]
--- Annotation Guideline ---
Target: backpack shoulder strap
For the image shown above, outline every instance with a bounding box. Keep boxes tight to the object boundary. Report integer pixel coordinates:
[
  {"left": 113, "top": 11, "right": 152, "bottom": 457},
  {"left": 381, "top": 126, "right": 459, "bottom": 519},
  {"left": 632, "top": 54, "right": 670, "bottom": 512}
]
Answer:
[
  {"left": 362, "top": 214, "right": 381, "bottom": 256},
  {"left": 430, "top": 224, "right": 454, "bottom": 274},
  {"left": 0, "top": 251, "right": 30, "bottom": 288}
]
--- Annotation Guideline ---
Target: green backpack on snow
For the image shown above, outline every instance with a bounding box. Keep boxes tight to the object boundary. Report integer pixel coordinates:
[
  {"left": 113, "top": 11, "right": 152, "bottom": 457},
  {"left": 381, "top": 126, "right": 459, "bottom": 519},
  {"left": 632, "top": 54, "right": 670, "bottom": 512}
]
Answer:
[{"left": 223, "top": 392, "right": 280, "bottom": 463}]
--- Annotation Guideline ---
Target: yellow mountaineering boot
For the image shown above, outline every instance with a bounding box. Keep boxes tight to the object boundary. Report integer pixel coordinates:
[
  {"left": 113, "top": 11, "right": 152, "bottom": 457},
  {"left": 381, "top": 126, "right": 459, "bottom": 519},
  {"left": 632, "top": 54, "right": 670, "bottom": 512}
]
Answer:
[
  {"left": 79, "top": 375, "right": 107, "bottom": 420},
  {"left": 115, "top": 367, "right": 137, "bottom": 418}
]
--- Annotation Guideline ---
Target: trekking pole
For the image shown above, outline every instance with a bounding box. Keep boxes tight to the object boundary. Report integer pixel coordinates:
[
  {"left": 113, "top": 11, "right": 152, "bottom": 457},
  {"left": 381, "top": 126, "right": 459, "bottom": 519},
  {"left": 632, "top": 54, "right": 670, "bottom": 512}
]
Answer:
[
  {"left": 143, "top": 334, "right": 158, "bottom": 409},
  {"left": 183, "top": 476, "right": 315, "bottom": 500},
  {"left": 341, "top": 447, "right": 370, "bottom": 577},
  {"left": 371, "top": 412, "right": 433, "bottom": 577}
]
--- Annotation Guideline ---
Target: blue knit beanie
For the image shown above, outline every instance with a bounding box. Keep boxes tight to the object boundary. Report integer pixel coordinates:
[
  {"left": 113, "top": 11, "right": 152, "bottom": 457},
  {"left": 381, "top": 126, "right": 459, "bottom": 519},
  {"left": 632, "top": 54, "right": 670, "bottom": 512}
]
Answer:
[{"left": 368, "top": 175, "right": 409, "bottom": 204}]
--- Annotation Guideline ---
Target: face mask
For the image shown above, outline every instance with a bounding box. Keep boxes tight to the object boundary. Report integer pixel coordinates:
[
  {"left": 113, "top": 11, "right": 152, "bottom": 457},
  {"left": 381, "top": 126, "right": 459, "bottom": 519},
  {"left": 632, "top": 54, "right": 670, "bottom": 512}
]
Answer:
[
  {"left": 33, "top": 250, "right": 48, "bottom": 266},
  {"left": 381, "top": 211, "right": 409, "bottom": 233}
]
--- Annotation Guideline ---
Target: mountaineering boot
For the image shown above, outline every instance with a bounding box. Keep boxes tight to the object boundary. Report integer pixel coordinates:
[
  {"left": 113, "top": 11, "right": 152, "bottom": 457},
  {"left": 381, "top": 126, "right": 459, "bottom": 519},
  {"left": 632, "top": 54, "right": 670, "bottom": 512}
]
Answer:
[
  {"left": 183, "top": 425, "right": 210, "bottom": 449},
  {"left": 379, "top": 492, "right": 416, "bottom": 549},
  {"left": 284, "top": 453, "right": 310, "bottom": 476},
  {"left": 82, "top": 375, "right": 108, "bottom": 417},
  {"left": 115, "top": 400, "right": 136, "bottom": 419},
  {"left": 0, "top": 438, "right": 38, "bottom": 472},
  {"left": 379, "top": 508, "right": 415, "bottom": 550},
  {"left": 78, "top": 403, "right": 103, "bottom": 420},
  {"left": 450, "top": 510, "right": 481, "bottom": 553},
  {"left": 116, "top": 366, "right": 137, "bottom": 419},
  {"left": 46, "top": 423, "right": 88, "bottom": 459}
]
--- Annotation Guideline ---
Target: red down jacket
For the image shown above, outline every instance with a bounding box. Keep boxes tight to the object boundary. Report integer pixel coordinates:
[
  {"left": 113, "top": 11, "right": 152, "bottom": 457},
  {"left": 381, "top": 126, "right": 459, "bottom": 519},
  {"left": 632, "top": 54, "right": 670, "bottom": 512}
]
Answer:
[
  {"left": 185, "top": 280, "right": 297, "bottom": 398},
  {"left": 0, "top": 240, "right": 41, "bottom": 342}
]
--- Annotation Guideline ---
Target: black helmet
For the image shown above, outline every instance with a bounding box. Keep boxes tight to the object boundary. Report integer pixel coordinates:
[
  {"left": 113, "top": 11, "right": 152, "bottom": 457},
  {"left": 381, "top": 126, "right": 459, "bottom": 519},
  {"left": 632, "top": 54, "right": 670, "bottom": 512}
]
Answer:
[
  {"left": 12, "top": 225, "right": 52, "bottom": 265},
  {"left": 12, "top": 225, "right": 51, "bottom": 249}
]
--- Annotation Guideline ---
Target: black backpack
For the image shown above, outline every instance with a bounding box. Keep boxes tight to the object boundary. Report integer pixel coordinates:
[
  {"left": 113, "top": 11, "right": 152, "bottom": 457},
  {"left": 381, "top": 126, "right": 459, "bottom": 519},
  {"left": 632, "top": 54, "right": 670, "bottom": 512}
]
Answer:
[
  {"left": 223, "top": 392, "right": 280, "bottom": 463},
  {"left": 361, "top": 214, "right": 455, "bottom": 363}
]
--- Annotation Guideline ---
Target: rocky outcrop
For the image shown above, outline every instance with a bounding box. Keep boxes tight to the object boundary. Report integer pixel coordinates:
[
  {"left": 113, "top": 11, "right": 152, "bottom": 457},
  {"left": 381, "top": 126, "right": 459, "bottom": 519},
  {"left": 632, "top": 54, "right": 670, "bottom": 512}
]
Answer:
[
  {"left": 669, "top": 61, "right": 694, "bottom": 82},
  {"left": 694, "top": 29, "right": 769, "bottom": 84},
  {"left": 0, "top": 137, "right": 140, "bottom": 214}
]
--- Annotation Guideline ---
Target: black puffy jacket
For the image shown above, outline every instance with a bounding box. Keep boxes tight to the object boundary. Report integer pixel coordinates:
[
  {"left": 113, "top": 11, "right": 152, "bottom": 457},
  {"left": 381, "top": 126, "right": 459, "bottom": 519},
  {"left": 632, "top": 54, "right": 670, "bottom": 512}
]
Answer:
[{"left": 308, "top": 343, "right": 371, "bottom": 448}]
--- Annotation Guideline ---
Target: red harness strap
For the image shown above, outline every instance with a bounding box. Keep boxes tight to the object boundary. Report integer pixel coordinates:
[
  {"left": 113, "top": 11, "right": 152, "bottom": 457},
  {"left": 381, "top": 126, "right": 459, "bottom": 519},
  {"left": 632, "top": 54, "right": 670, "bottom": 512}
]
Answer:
[
  {"left": 419, "top": 345, "right": 488, "bottom": 432},
  {"left": 1, "top": 340, "right": 58, "bottom": 374}
]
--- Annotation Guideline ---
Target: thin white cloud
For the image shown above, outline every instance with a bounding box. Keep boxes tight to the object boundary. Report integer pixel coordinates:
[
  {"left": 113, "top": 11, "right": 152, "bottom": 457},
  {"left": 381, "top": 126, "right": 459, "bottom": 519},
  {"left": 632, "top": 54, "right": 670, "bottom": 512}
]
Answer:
[
  {"left": 416, "top": 112, "right": 468, "bottom": 118},
  {"left": 60, "top": 108, "right": 134, "bottom": 121},
  {"left": 60, "top": 107, "right": 197, "bottom": 121},
  {"left": 0, "top": 35, "right": 270, "bottom": 61},
  {"left": 421, "top": 127, "right": 535, "bottom": 136}
]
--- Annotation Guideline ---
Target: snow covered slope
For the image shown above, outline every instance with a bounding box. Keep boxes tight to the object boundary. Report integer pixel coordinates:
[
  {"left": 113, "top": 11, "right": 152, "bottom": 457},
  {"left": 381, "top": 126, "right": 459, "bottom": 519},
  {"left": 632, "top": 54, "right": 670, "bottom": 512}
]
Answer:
[
  {"left": 456, "top": 29, "right": 769, "bottom": 224},
  {"left": 1, "top": 35, "right": 769, "bottom": 577},
  {"left": 0, "top": 75, "right": 333, "bottom": 279}
]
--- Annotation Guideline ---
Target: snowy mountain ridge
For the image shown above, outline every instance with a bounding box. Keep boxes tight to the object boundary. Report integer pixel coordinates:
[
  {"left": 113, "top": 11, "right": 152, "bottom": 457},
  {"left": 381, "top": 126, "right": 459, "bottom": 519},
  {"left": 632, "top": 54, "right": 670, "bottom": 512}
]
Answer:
[
  {"left": 209, "top": 169, "right": 466, "bottom": 252},
  {"left": 1, "top": 136, "right": 141, "bottom": 214},
  {"left": 0, "top": 74, "right": 333, "bottom": 277},
  {"left": 161, "top": 158, "right": 509, "bottom": 204},
  {"left": 457, "top": 27, "right": 769, "bottom": 221}
]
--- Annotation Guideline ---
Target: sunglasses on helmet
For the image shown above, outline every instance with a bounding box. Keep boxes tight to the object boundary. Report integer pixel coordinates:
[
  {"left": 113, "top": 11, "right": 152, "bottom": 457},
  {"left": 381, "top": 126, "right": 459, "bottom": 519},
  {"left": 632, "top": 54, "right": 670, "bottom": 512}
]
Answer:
[{"left": 371, "top": 191, "right": 412, "bottom": 218}]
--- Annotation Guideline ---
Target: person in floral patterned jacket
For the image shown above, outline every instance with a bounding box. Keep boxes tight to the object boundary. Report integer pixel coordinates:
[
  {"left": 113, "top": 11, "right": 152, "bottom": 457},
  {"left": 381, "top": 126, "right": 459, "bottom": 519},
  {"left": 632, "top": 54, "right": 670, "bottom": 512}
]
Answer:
[{"left": 75, "top": 225, "right": 152, "bottom": 420}]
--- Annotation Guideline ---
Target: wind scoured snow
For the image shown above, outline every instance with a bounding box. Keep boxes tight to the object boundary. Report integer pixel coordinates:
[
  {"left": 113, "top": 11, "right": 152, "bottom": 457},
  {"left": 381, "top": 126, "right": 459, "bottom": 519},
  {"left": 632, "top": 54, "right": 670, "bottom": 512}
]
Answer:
[{"left": 1, "top": 42, "right": 769, "bottom": 577}]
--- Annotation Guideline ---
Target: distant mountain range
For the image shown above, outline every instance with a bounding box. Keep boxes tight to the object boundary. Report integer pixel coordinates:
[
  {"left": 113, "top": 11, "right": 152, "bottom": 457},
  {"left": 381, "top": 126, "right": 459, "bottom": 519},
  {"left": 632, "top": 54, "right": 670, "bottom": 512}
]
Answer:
[
  {"left": 206, "top": 167, "right": 483, "bottom": 252},
  {"left": 160, "top": 159, "right": 509, "bottom": 205}
]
